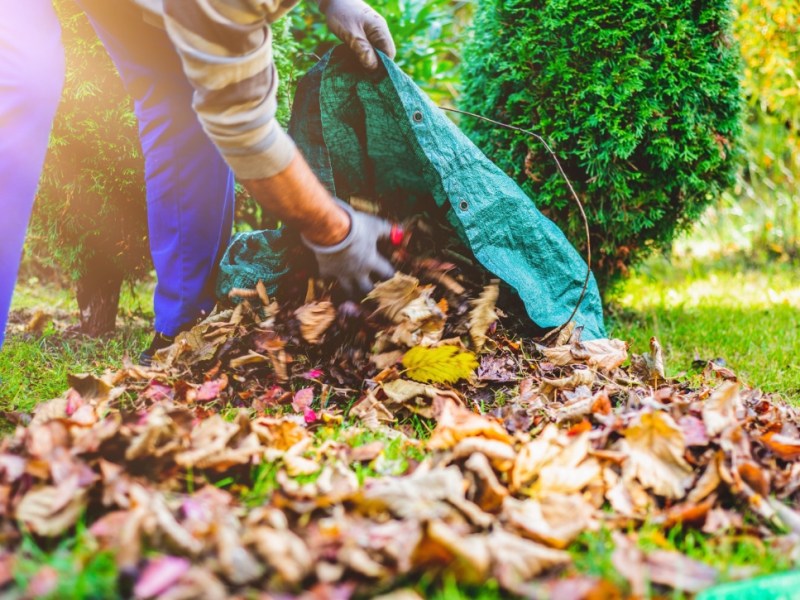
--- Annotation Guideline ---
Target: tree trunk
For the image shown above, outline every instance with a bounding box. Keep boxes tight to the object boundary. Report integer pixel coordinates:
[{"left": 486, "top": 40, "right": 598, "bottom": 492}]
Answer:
[{"left": 75, "top": 255, "right": 123, "bottom": 337}]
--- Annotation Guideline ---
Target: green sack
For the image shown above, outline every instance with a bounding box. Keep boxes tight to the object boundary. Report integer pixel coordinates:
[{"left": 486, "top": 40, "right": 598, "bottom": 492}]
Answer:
[{"left": 218, "top": 47, "right": 607, "bottom": 339}]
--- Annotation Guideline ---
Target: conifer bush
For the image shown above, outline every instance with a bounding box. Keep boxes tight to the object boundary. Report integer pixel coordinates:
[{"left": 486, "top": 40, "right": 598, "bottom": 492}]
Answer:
[{"left": 460, "top": 0, "right": 744, "bottom": 286}]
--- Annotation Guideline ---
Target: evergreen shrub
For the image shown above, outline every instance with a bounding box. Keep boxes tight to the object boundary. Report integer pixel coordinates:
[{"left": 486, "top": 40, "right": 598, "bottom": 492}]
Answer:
[{"left": 460, "top": 0, "right": 744, "bottom": 285}]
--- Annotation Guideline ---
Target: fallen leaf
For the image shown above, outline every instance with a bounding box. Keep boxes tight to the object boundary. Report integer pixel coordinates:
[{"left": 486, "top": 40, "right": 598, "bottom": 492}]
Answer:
[
  {"left": 503, "top": 494, "right": 594, "bottom": 548},
  {"left": 760, "top": 431, "right": 800, "bottom": 461},
  {"left": 468, "top": 282, "right": 499, "bottom": 351},
  {"left": 543, "top": 338, "right": 628, "bottom": 371},
  {"left": 620, "top": 411, "right": 693, "bottom": 499},
  {"left": 645, "top": 549, "right": 718, "bottom": 592},
  {"left": 15, "top": 483, "right": 87, "bottom": 537},
  {"left": 488, "top": 527, "right": 571, "bottom": 591},
  {"left": 402, "top": 345, "right": 477, "bottom": 385},
  {"left": 295, "top": 301, "right": 336, "bottom": 344},
  {"left": 703, "top": 381, "right": 741, "bottom": 436},
  {"left": 365, "top": 274, "right": 421, "bottom": 323},
  {"left": 429, "top": 397, "right": 513, "bottom": 450},
  {"left": 134, "top": 556, "right": 191, "bottom": 599},
  {"left": 292, "top": 387, "right": 315, "bottom": 414}
]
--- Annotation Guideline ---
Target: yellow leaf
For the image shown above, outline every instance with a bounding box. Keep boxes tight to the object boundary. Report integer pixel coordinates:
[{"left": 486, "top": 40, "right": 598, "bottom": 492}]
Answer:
[{"left": 402, "top": 345, "right": 478, "bottom": 384}]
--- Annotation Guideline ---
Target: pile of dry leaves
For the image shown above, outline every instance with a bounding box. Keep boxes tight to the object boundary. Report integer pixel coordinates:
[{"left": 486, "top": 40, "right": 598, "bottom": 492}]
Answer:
[{"left": 1, "top": 253, "right": 800, "bottom": 598}]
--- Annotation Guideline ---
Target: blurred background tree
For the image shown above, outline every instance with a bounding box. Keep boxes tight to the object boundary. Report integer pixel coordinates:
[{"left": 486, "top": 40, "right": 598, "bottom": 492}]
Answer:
[
  {"left": 459, "top": 0, "right": 744, "bottom": 289},
  {"left": 27, "top": 0, "right": 149, "bottom": 337},
  {"left": 697, "top": 0, "right": 800, "bottom": 260}
]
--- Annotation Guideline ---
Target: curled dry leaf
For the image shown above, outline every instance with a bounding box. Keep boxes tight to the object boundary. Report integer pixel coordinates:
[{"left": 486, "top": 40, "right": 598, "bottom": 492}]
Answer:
[
  {"left": 760, "top": 431, "right": 800, "bottom": 461},
  {"left": 295, "top": 301, "right": 336, "bottom": 344},
  {"left": 468, "top": 282, "right": 499, "bottom": 351},
  {"left": 15, "top": 483, "right": 87, "bottom": 537},
  {"left": 428, "top": 397, "right": 513, "bottom": 450},
  {"left": 503, "top": 494, "right": 594, "bottom": 548},
  {"left": 630, "top": 336, "right": 666, "bottom": 385},
  {"left": 542, "top": 338, "right": 628, "bottom": 371},
  {"left": 702, "top": 381, "right": 741, "bottom": 436},
  {"left": 488, "top": 527, "right": 571, "bottom": 592},
  {"left": 620, "top": 411, "right": 693, "bottom": 499},
  {"left": 365, "top": 273, "right": 421, "bottom": 323}
]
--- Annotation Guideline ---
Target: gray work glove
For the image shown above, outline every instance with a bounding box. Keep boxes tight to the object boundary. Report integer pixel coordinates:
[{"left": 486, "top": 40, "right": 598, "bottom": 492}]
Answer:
[
  {"left": 320, "top": 0, "right": 396, "bottom": 70},
  {"left": 302, "top": 200, "right": 396, "bottom": 296}
]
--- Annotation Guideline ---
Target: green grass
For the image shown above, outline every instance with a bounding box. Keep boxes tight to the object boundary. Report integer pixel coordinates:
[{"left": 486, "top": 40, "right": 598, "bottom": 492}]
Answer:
[
  {"left": 608, "top": 255, "right": 800, "bottom": 402},
  {"left": 13, "top": 523, "right": 119, "bottom": 600},
  {"left": 0, "top": 280, "right": 151, "bottom": 414}
]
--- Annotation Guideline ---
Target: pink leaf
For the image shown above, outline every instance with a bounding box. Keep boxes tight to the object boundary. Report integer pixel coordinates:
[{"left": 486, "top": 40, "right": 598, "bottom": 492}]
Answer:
[
  {"left": 292, "top": 387, "right": 315, "bottom": 413},
  {"left": 196, "top": 376, "right": 228, "bottom": 402},
  {"left": 134, "top": 556, "right": 191, "bottom": 599}
]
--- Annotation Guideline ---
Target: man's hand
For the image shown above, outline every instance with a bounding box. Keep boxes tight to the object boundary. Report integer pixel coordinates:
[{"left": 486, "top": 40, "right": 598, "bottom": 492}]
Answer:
[
  {"left": 303, "top": 200, "right": 395, "bottom": 296},
  {"left": 321, "top": 0, "right": 396, "bottom": 70}
]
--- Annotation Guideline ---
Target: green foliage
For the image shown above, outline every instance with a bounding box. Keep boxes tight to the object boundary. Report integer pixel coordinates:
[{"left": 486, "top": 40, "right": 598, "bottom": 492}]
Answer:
[
  {"left": 27, "top": 0, "right": 149, "bottom": 285},
  {"left": 460, "top": 0, "right": 744, "bottom": 286},
  {"left": 288, "top": 0, "right": 469, "bottom": 103},
  {"left": 721, "top": 0, "right": 800, "bottom": 257},
  {"left": 12, "top": 525, "right": 119, "bottom": 600}
]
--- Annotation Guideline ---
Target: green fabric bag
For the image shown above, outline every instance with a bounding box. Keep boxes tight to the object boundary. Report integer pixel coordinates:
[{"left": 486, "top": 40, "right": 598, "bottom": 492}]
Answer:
[{"left": 218, "top": 47, "right": 607, "bottom": 339}]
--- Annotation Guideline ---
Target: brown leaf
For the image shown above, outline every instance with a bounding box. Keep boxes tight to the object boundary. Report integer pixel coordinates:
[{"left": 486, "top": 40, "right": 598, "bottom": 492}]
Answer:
[
  {"left": 543, "top": 338, "right": 628, "bottom": 371},
  {"left": 359, "top": 465, "right": 481, "bottom": 522},
  {"left": 468, "top": 282, "right": 499, "bottom": 351},
  {"left": 428, "top": 397, "right": 513, "bottom": 450},
  {"left": 630, "top": 337, "right": 666, "bottom": 385},
  {"left": 295, "top": 301, "right": 336, "bottom": 344},
  {"left": 248, "top": 526, "right": 313, "bottom": 584},
  {"left": 511, "top": 425, "right": 600, "bottom": 495},
  {"left": 702, "top": 381, "right": 741, "bottom": 436},
  {"left": 365, "top": 273, "right": 421, "bottom": 322},
  {"left": 620, "top": 411, "right": 693, "bottom": 499},
  {"left": 426, "top": 520, "right": 491, "bottom": 582},
  {"left": 463, "top": 452, "right": 509, "bottom": 512},
  {"left": 645, "top": 549, "right": 718, "bottom": 592},
  {"left": 157, "top": 567, "right": 228, "bottom": 600},
  {"left": 760, "top": 431, "right": 800, "bottom": 461},
  {"left": 15, "top": 482, "right": 87, "bottom": 537},
  {"left": 488, "top": 527, "right": 572, "bottom": 591},
  {"left": 503, "top": 494, "right": 594, "bottom": 548}
]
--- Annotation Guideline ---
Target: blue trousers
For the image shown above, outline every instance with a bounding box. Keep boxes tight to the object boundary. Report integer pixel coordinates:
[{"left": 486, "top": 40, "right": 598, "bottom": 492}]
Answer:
[
  {"left": 0, "top": 0, "right": 236, "bottom": 346},
  {"left": 0, "top": 1, "right": 65, "bottom": 347}
]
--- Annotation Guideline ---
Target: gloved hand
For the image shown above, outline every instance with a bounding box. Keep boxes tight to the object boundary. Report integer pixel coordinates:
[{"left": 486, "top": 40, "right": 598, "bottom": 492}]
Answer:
[
  {"left": 302, "top": 200, "right": 396, "bottom": 296},
  {"left": 320, "top": 0, "right": 396, "bottom": 70}
]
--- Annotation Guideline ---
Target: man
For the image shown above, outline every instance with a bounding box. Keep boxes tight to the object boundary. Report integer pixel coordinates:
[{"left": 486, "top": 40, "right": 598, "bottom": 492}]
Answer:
[{"left": 0, "top": 0, "right": 396, "bottom": 362}]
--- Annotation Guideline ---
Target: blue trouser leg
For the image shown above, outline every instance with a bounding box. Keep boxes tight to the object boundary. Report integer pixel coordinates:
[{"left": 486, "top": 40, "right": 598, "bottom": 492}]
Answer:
[
  {"left": 76, "top": 0, "right": 236, "bottom": 337},
  {"left": 0, "top": 1, "right": 65, "bottom": 347}
]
